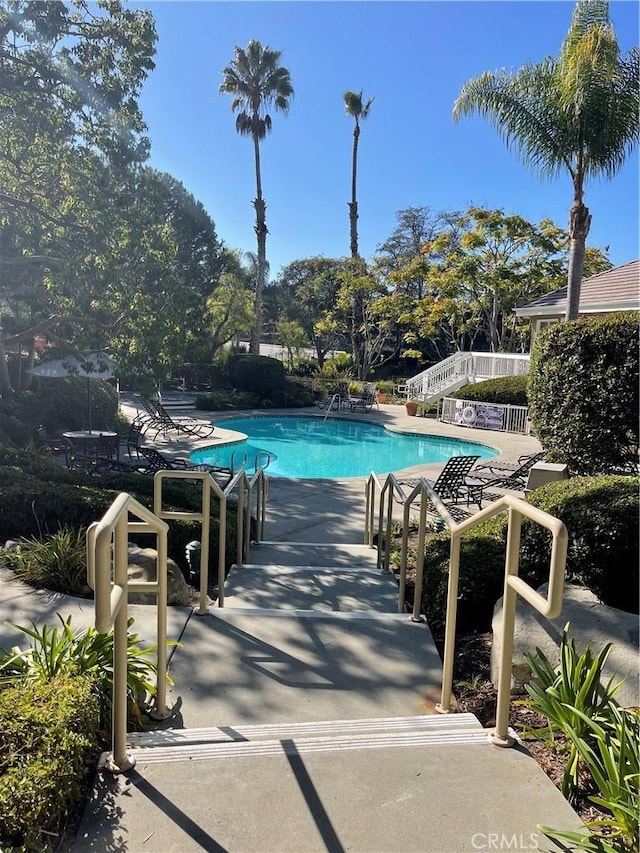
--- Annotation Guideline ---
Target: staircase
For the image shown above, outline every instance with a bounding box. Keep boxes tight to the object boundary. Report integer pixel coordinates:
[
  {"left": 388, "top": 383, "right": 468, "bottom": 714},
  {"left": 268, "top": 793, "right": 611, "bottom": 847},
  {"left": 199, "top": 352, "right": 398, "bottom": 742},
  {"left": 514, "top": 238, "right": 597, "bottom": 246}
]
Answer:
[
  {"left": 405, "top": 352, "right": 530, "bottom": 403},
  {"left": 72, "top": 530, "right": 581, "bottom": 852}
]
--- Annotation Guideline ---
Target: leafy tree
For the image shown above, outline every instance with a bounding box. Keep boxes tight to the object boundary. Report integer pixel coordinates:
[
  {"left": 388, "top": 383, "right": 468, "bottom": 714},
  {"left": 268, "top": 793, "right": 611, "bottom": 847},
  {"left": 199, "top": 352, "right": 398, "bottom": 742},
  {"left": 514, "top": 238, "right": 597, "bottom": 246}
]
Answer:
[
  {"left": 219, "top": 40, "right": 293, "bottom": 353},
  {"left": 375, "top": 206, "right": 461, "bottom": 299},
  {"left": 427, "top": 208, "right": 569, "bottom": 352},
  {"left": 344, "top": 90, "right": 374, "bottom": 258},
  {"left": 453, "top": 0, "right": 639, "bottom": 320},
  {"left": 275, "top": 319, "right": 309, "bottom": 371},
  {"left": 271, "top": 257, "right": 344, "bottom": 366},
  {"left": 0, "top": 0, "right": 157, "bottom": 393},
  {"left": 317, "top": 258, "right": 402, "bottom": 380},
  {"left": 206, "top": 254, "right": 255, "bottom": 359}
]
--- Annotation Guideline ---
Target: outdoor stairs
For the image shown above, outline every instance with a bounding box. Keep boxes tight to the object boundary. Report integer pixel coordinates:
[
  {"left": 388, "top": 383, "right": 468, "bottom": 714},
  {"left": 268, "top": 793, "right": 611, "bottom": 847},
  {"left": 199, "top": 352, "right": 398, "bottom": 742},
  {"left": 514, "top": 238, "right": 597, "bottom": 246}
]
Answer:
[{"left": 72, "top": 541, "right": 581, "bottom": 852}]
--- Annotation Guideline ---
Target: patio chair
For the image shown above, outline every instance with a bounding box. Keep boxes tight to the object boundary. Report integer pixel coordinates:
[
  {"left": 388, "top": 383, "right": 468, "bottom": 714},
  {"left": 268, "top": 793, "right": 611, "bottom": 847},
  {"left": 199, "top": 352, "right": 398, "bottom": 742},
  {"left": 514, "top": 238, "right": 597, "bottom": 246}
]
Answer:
[
  {"left": 137, "top": 446, "right": 234, "bottom": 484},
  {"left": 474, "top": 451, "right": 545, "bottom": 477},
  {"left": 134, "top": 396, "right": 215, "bottom": 440},
  {"left": 398, "top": 454, "right": 482, "bottom": 508},
  {"left": 348, "top": 385, "right": 378, "bottom": 413},
  {"left": 467, "top": 452, "right": 546, "bottom": 492},
  {"left": 119, "top": 420, "right": 145, "bottom": 460}
]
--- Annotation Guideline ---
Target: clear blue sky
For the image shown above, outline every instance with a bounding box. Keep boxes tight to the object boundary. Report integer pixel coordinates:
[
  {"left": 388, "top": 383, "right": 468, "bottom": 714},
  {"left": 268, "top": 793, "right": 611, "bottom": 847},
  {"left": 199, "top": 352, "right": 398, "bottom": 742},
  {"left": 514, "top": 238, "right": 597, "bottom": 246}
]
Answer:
[{"left": 134, "top": 1, "right": 639, "bottom": 278}]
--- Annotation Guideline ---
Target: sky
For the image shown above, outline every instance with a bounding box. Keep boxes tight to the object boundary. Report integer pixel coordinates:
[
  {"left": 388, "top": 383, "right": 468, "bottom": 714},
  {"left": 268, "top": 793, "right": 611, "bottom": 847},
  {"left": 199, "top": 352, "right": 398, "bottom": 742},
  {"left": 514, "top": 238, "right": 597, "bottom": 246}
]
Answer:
[{"left": 133, "top": 1, "right": 639, "bottom": 279}]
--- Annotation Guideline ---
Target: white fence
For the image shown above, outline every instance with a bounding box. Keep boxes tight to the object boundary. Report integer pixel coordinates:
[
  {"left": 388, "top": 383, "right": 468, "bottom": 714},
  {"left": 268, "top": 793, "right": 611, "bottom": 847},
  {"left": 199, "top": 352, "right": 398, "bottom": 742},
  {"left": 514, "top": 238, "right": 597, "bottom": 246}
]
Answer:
[{"left": 440, "top": 396, "right": 530, "bottom": 435}]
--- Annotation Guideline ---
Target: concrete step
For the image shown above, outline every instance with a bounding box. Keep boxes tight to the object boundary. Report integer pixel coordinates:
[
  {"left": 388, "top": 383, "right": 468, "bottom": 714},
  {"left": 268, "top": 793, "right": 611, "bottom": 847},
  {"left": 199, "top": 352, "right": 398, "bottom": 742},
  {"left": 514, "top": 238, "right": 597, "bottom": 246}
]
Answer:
[
  {"left": 73, "top": 724, "right": 582, "bottom": 853},
  {"left": 129, "top": 712, "right": 483, "bottom": 750},
  {"left": 166, "top": 608, "right": 443, "bottom": 728},
  {"left": 223, "top": 564, "right": 399, "bottom": 612},
  {"left": 126, "top": 720, "right": 489, "bottom": 766},
  {"left": 249, "top": 540, "right": 379, "bottom": 568}
]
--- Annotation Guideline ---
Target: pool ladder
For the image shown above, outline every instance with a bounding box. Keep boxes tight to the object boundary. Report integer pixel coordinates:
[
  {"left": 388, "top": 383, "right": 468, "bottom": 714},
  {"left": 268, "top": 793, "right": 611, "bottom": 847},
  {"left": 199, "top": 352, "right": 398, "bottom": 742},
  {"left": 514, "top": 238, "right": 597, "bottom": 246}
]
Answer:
[{"left": 322, "top": 393, "right": 342, "bottom": 421}]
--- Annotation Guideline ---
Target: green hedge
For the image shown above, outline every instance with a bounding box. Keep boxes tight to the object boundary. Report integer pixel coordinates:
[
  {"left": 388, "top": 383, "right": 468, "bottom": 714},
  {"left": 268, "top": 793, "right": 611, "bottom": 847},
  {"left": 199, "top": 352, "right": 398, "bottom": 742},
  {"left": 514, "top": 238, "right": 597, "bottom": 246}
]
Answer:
[
  {"left": 0, "top": 673, "right": 100, "bottom": 851},
  {"left": 0, "top": 461, "right": 240, "bottom": 584},
  {"left": 527, "top": 313, "right": 639, "bottom": 474},
  {"left": 232, "top": 355, "right": 286, "bottom": 395},
  {"left": 451, "top": 375, "right": 528, "bottom": 406},
  {"left": 521, "top": 475, "right": 639, "bottom": 613},
  {"left": 418, "top": 475, "right": 639, "bottom": 635}
]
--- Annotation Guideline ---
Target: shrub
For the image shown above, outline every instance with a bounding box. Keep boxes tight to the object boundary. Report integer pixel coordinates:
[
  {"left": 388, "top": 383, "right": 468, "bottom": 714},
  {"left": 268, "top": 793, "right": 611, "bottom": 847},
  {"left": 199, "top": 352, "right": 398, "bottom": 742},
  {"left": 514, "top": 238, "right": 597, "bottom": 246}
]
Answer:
[
  {"left": 195, "top": 388, "right": 260, "bottom": 411},
  {"left": 451, "top": 375, "right": 528, "bottom": 406},
  {"left": 232, "top": 355, "right": 286, "bottom": 394},
  {"left": 418, "top": 516, "right": 546, "bottom": 637},
  {"left": 521, "top": 475, "right": 639, "bottom": 613},
  {"left": 0, "top": 673, "right": 99, "bottom": 851},
  {"left": 527, "top": 313, "right": 639, "bottom": 474},
  {"left": 0, "top": 615, "right": 161, "bottom": 730},
  {"left": 413, "top": 474, "right": 638, "bottom": 636},
  {"left": 1, "top": 376, "right": 120, "bottom": 441},
  {"left": 2, "top": 528, "right": 89, "bottom": 596},
  {"left": 0, "top": 465, "right": 240, "bottom": 585}
]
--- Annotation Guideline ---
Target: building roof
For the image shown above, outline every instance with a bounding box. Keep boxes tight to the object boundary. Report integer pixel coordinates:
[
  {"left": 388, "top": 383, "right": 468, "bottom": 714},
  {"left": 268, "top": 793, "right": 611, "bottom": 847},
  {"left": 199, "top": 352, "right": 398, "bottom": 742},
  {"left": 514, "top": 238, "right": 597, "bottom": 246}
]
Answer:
[{"left": 515, "top": 259, "right": 640, "bottom": 318}]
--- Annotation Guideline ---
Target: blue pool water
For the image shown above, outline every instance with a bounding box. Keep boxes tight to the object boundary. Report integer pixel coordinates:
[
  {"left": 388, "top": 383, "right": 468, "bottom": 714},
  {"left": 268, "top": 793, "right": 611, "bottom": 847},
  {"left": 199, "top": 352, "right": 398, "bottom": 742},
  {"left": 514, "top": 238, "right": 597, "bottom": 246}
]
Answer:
[{"left": 190, "top": 416, "right": 496, "bottom": 479}]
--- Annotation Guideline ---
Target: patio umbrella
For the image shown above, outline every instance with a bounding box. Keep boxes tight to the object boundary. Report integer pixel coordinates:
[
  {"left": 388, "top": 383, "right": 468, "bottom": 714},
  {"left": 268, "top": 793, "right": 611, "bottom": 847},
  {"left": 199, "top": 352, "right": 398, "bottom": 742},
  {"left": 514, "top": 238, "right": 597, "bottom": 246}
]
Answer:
[{"left": 27, "top": 352, "right": 117, "bottom": 431}]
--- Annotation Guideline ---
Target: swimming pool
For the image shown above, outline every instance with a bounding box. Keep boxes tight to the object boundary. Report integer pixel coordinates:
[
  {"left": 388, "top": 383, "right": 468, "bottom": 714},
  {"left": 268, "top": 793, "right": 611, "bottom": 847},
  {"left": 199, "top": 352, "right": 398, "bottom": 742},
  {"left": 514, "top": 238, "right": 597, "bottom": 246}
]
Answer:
[{"left": 190, "top": 416, "right": 496, "bottom": 479}]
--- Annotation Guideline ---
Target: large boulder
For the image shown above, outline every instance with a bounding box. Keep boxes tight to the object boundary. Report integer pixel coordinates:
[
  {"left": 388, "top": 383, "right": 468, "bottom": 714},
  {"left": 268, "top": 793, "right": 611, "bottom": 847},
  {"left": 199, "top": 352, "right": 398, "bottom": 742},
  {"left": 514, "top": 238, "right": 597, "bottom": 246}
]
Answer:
[
  {"left": 127, "top": 544, "right": 190, "bottom": 606},
  {"left": 491, "top": 583, "right": 639, "bottom": 708}
]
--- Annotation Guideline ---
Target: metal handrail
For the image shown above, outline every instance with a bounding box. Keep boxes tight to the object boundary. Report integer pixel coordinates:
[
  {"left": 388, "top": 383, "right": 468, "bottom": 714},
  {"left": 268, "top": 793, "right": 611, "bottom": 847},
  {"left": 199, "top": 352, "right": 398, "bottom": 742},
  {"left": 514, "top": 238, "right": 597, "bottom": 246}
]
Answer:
[
  {"left": 86, "top": 493, "right": 170, "bottom": 773},
  {"left": 365, "top": 473, "right": 568, "bottom": 747},
  {"left": 322, "top": 392, "right": 341, "bottom": 420},
  {"left": 153, "top": 466, "right": 269, "bottom": 611}
]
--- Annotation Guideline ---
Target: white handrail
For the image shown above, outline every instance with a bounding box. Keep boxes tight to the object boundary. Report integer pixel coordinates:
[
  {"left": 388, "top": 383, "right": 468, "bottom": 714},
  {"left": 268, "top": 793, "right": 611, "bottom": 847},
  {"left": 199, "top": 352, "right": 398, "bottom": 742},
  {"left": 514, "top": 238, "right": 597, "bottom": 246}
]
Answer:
[
  {"left": 405, "top": 352, "right": 530, "bottom": 402},
  {"left": 87, "top": 493, "right": 170, "bottom": 773}
]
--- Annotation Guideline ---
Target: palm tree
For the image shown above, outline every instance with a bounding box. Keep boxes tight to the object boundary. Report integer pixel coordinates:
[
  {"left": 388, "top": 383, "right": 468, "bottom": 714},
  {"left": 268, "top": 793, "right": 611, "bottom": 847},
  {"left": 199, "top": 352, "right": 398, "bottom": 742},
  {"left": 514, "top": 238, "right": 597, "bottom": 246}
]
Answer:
[
  {"left": 220, "top": 40, "right": 293, "bottom": 353},
  {"left": 344, "top": 90, "right": 374, "bottom": 258},
  {"left": 453, "top": 1, "right": 638, "bottom": 320}
]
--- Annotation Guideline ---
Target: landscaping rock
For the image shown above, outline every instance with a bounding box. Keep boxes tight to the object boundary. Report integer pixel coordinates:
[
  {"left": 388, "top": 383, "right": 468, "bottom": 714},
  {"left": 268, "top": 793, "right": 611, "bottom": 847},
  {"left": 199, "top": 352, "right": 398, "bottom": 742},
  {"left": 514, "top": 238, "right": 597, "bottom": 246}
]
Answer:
[
  {"left": 491, "top": 582, "right": 639, "bottom": 708},
  {"left": 127, "top": 544, "right": 190, "bottom": 606}
]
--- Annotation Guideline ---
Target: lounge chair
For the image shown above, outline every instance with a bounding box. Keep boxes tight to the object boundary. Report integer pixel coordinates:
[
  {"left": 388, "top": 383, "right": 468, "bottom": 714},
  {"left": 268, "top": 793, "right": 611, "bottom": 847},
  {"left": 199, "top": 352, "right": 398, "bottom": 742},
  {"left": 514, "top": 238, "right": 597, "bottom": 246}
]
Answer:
[
  {"left": 137, "top": 447, "right": 235, "bottom": 484},
  {"left": 399, "top": 454, "right": 481, "bottom": 508},
  {"left": 467, "top": 452, "right": 546, "bottom": 492},
  {"left": 134, "top": 396, "right": 215, "bottom": 440},
  {"left": 348, "top": 384, "right": 378, "bottom": 413},
  {"left": 474, "top": 451, "right": 545, "bottom": 477}
]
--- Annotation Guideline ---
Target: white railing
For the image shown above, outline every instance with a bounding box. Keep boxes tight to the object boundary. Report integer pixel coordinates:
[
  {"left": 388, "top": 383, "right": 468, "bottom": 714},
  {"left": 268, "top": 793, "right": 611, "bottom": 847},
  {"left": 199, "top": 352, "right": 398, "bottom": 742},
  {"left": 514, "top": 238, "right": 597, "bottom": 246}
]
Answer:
[
  {"left": 440, "top": 397, "right": 530, "bottom": 435},
  {"left": 365, "top": 473, "right": 568, "bottom": 746},
  {"left": 87, "top": 493, "right": 171, "bottom": 773},
  {"left": 405, "top": 352, "right": 530, "bottom": 403}
]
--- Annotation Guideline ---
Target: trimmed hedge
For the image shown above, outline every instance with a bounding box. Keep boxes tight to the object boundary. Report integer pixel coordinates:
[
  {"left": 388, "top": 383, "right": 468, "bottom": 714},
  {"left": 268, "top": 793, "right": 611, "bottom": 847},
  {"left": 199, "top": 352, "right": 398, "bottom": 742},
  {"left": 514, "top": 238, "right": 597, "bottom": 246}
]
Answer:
[
  {"left": 0, "top": 673, "right": 100, "bottom": 851},
  {"left": 451, "top": 375, "right": 528, "bottom": 406},
  {"left": 521, "top": 474, "right": 639, "bottom": 613},
  {"left": 232, "top": 355, "right": 286, "bottom": 395},
  {"left": 0, "top": 459, "right": 240, "bottom": 584},
  {"left": 418, "top": 474, "right": 639, "bottom": 636},
  {"left": 527, "top": 313, "right": 639, "bottom": 474}
]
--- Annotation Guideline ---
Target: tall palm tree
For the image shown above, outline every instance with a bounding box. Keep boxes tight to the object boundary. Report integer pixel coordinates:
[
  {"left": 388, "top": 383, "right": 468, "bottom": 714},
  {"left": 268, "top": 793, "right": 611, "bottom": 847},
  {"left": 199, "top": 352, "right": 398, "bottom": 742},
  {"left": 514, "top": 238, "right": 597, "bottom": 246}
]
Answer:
[
  {"left": 220, "top": 40, "right": 293, "bottom": 353},
  {"left": 453, "top": 1, "right": 638, "bottom": 320},
  {"left": 344, "top": 90, "right": 374, "bottom": 258}
]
